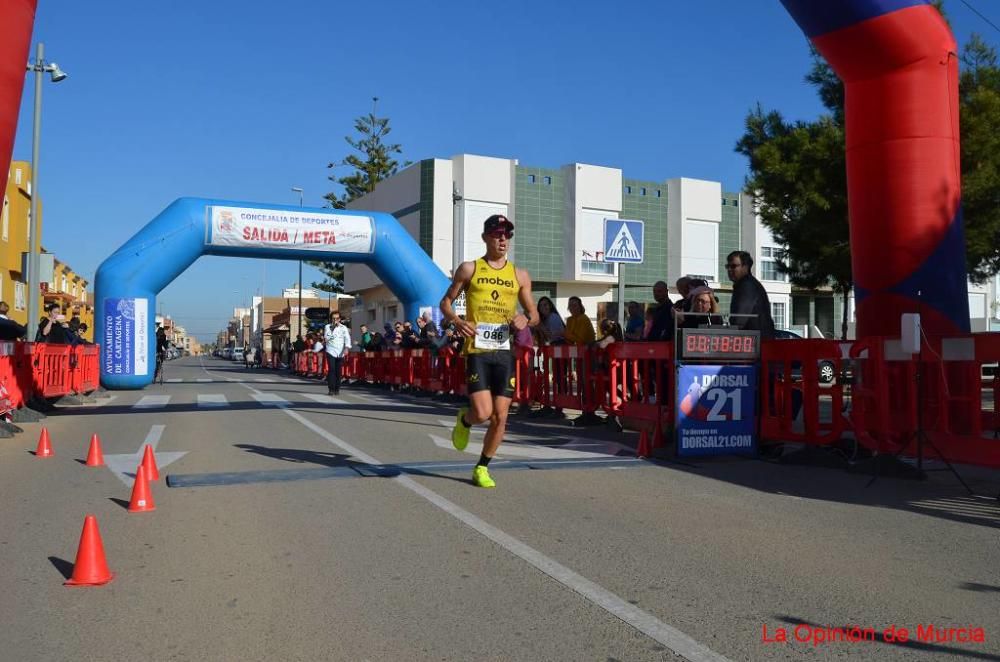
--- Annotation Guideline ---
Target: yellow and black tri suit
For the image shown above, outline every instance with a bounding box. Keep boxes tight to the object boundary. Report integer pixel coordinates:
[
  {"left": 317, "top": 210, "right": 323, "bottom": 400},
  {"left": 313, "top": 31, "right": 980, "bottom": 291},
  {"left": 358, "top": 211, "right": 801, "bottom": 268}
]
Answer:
[{"left": 463, "top": 257, "right": 520, "bottom": 397}]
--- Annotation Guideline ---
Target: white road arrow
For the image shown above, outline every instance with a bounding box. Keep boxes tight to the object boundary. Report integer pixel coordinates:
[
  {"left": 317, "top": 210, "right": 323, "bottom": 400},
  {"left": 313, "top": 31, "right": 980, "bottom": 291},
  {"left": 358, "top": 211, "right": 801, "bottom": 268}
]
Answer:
[{"left": 104, "top": 424, "right": 188, "bottom": 486}]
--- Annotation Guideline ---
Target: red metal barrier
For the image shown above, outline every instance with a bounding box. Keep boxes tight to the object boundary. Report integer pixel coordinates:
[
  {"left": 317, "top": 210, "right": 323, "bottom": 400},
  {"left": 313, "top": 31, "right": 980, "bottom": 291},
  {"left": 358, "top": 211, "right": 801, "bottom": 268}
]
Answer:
[
  {"left": 512, "top": 346, "right": 536, "bottom": 404},
  {"left": 538, "top": 345, "right": 590, "bottom": 412},
  {"left": 342, "top": 352, "right": 361, "bottom": 381},
  {"left": 0, "top": 342, "right": 18, "bottom": 415},
  {"left": 436, "top": 348, "right": 464, "bottom": 397},
  {"left": 607, "top": 342, "right": 674, "bottom": 449},
  {"left": 410, "top": 349, "right": 431, "bottom": 391},
  {"left": 849, "top": 334, "right": 1000, "bottom": 468},
  {"left": 759, "top": 339, "right": 850, "bottom": 446},
  {"left": 388, "top": 350, "right": 414, "bottom": 388},
  {"left": 69, "top": 344, "right": 99, "bottom": 394},
  {"left": 37, "top": 343, "right": 71, "bottom": 398}
]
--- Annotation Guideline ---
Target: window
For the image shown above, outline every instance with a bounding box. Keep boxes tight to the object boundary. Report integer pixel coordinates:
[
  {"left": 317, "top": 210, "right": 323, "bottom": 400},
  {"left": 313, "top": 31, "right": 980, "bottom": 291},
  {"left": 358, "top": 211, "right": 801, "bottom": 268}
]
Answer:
[
  {"left": 640, "top": 187, "right": 647, "bottom": 196},
  {"left": 2, "top": 196, "right": 7, "bottom": 241},
  {"left": 772, "top": 302, "right": 786, "bottom": 329},
  {"left": 656, "top": 190, "right": 661, "bottom": 198},
  {"left": 760, "top": 246, "right": 788, "bottom": 282},
  {"left": 543, "top": 176, "right": 551, "bottom": 185},
  {"left": 581, "top": 260, "right": 614, "bottom": 275},
  {"left": 14, "top": 169, "right": 21, "bottom": 185},
  {"left": 527, "top": 174, "right": 536, "bottom": 184},
  {"left": 624, "top": 186, "right": 631, "bottom": 194}
]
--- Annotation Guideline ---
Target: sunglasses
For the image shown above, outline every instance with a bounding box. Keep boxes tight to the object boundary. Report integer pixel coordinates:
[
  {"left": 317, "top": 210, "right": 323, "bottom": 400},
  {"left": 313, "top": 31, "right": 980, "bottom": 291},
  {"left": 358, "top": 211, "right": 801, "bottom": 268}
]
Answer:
[{"left": 486, "top": 230, "right": 513, "bottom": 239}]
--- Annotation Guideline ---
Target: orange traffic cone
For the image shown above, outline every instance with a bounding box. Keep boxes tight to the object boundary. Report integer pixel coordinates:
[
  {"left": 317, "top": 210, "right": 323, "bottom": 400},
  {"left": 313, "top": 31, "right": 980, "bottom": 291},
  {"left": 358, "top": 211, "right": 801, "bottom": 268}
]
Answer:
[
  {"left": 35, "top": 427, "right": 54, "bottom": 457},
  {"left": 64, "top": 515, "right": 114, "bottom": 586},
  {"left": 128, "top": 464, "right": 156, "bottom": 513},
  {"left": 85, "top": 433, "right": 104, "bottom": 467},
  {"left": 636, "top": 429, "right": 651, "bottom": 458},
  {"left": 141, "top": 444, "right": 159, "bottom": 481}
]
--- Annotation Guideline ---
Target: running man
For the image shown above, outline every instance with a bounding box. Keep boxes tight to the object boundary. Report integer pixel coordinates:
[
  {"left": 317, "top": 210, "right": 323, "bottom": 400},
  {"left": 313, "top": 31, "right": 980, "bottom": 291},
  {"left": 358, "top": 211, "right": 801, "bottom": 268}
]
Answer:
[{"left": 440, "top": 214, "right": 539, "bottom": 488}]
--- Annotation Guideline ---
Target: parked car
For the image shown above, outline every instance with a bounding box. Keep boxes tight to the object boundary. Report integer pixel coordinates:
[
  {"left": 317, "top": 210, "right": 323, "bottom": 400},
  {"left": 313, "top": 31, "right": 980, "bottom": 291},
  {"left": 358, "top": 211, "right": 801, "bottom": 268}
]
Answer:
[
  {"left": 773, "top": 329, "right": 836, "bottom": 385},
  {"left": 231, "top": 348, "right": 245, "bottom": 362}
]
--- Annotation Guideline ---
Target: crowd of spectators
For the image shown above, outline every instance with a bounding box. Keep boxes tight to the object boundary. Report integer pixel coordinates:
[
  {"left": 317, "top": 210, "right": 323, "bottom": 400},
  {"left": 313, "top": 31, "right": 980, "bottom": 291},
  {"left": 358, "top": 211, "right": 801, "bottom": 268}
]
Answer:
[
  {"left": 298, "top": 250, "right": 774, "bottom": 359},
  {"left": 0, "top": 300, "right": 90, "bottom": 345}
]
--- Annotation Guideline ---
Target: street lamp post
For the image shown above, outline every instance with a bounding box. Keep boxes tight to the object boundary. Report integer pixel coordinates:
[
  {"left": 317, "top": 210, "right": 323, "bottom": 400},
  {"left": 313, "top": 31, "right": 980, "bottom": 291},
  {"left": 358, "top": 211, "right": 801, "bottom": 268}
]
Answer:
[
  {"left": 291, "top": 186, "right": 304, "bottom": 341},
  {"left": 25, "top": 42, "right": 67, "bottom": 331}
]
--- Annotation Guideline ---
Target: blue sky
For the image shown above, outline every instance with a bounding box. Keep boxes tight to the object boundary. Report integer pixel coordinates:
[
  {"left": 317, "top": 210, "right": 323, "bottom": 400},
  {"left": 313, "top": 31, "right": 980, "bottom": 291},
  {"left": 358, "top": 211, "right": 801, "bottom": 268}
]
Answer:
[{"left": 11, "top": 0, "right": 996, "bottom": 340}]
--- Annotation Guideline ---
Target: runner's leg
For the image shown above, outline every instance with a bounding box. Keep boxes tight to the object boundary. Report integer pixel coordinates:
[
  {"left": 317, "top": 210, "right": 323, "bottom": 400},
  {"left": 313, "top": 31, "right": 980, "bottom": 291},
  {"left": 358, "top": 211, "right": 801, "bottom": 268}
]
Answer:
[
  {"left": 481, "top": 395, "right": 512, "bottom": 457},
  {"left": 465, "top": 389, "right": 494, "bottom": 425}
]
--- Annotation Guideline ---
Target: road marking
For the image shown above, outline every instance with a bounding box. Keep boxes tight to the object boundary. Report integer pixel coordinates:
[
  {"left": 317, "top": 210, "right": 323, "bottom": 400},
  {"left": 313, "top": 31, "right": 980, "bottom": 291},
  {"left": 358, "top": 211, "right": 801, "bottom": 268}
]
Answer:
[
  {"left": 351, "top": 392, "right": 419, "bottom": 408},
  {"left": 213, "top": 375, "right": 729, "bottom": 662},
  {"left": 133, "top": 395, "right": 171, "bottom": 409},
  {"left": 252, "top": 392, "right": 288, "bottom": 406},
  {"left": 427, "top": 433, "right": 615, "bottom": 460},
  {"left": 300, "top": 392, "right": 347, "bottom": 405},
  {"left": 104, "top": 425, "right": 188, "bottom": 487},
  {"left": 197, "top": 394, "right": 228, "bottom": 408},
  {"left": 196, "top": 378, "right": 211, "bottom": 383},
  {"left": 166, "top": 378, "right": 182, "bottom": 383},
  {"left": 169, "top": 458, "right": 645, "bottom": 487},
  {"left": 434, "top": 420, "right": 630, "bottom": 458}
]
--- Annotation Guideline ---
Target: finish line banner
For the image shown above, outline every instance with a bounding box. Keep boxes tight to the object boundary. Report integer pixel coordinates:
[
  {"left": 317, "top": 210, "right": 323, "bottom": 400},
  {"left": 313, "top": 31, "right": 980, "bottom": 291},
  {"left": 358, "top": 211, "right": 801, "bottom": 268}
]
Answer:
[
  {"left": 676, "top": 364, "right": 757, "bottom": 457},
  {"left": 207, "top": 206, "right": 375, "bottom": 253}
]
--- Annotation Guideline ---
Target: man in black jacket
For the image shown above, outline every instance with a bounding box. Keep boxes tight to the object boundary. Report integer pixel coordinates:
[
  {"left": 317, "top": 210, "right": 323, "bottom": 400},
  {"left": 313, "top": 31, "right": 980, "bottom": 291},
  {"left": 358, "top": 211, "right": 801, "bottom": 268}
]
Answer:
[
  {"left": 727, "top": 250, "right": 775, "bottom": 340},
  {"left": 647, "top": 280, "right": 675, "bottom": 342}
]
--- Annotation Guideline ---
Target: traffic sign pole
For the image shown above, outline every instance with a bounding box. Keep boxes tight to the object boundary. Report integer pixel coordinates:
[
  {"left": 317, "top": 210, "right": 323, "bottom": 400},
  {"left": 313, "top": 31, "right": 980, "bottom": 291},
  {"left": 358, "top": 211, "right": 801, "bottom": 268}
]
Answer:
[{"left": 617, "top": 267, "right": 626, "bottom": 330}]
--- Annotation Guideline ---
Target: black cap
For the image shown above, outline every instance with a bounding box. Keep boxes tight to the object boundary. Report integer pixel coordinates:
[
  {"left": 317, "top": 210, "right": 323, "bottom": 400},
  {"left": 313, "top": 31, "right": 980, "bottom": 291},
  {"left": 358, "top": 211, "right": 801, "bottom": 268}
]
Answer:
[{"left": 483, "top": 214, "right": 514, "bottom": 233}]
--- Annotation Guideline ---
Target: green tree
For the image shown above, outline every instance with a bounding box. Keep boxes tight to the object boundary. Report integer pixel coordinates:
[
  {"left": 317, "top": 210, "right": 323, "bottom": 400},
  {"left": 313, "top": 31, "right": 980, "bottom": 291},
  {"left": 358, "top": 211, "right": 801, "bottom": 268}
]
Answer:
[
  {"left": 309, "top": 98, "right": 409, "bottom": 293},
  {"left": 959, "top": 34, "right": 1000, "bottom": 281},
  {"left": 737, "top": 13, "right": 1000, "bottom": 338},
  {"left": 736, "top": 103, "right": 852, "bottom": 338}
]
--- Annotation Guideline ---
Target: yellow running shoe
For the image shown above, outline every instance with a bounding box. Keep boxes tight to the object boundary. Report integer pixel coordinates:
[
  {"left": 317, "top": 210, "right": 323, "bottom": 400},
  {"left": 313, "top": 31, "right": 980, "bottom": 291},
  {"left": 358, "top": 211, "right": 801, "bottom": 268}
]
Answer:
[
  {"left": 451, "top": 406, "right": 470, "bottom": 451},
  {"left": 472, "top": 465, "right": 495, "bottom": 488}
]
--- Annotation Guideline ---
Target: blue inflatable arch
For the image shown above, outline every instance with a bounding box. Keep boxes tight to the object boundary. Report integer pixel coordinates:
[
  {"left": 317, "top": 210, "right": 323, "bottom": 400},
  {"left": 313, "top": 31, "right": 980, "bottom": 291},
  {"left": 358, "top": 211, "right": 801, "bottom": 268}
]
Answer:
[{"left": 94, "top": 197, "right": 449, "bottom": 390}]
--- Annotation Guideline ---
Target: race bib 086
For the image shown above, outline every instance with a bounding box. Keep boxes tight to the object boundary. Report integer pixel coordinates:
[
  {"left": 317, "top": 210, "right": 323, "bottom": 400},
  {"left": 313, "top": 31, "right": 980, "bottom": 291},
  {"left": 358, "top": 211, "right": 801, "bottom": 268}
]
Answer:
[{"left": 474, "top": 322, "right": 510, "bottom": 350}]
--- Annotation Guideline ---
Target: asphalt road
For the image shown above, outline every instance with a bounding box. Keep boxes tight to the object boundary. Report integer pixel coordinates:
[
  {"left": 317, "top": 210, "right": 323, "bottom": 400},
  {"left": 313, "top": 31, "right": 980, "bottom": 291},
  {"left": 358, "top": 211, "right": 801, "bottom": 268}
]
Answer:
[{"left": 1, "top": 356, "right": 998, "bottom": 661}]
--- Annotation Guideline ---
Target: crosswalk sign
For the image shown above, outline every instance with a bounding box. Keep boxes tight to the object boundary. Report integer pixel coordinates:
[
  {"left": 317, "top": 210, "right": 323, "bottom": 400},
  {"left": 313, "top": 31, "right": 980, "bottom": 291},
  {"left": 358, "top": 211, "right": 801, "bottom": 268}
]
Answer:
[{"left": 604, "top": 219, "right": 644, "bottom": 264}]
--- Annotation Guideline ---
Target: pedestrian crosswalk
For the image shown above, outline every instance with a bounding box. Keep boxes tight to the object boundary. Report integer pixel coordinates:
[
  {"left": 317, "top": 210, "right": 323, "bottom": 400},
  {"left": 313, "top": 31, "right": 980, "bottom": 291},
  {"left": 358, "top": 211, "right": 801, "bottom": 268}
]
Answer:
[
  {"left": 124, "top": 389, "right": 427, "bottom": 412},
  {"left": 157, "top": 377, "right": 301, "bottom": 384},
  {"left": 197, "top": 394, "right": 228, "bottom": 407},
  {"left": 134, "top": 395, "right": 171, "bottom": 409},
  {"left": 300, "top": 393, "right": 347, "bottom": 405},
  {"left": 252, "top": 392, "right": 288, "bottom": 406}
]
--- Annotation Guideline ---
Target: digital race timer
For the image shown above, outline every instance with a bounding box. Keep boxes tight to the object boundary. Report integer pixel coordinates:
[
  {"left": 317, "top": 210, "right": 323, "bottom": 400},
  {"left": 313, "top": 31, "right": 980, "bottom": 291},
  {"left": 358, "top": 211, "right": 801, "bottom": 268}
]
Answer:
[{"left": 678, "top": 328, "right": 760, "bottom": 361}]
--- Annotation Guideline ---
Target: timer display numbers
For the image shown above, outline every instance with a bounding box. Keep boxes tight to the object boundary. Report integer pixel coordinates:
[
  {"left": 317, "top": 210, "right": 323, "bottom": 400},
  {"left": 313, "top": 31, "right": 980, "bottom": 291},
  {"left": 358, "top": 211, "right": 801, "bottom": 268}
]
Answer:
[{"left": 679, "top": 329, "right": 760, "bottom": 360}]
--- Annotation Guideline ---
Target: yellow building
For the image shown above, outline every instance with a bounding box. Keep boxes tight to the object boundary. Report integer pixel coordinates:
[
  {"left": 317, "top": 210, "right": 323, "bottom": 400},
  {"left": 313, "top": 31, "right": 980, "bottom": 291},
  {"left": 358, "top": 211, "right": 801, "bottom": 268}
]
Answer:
[
  {"left": 45, "top": 258, "right": 94, "bottom": 342},
  {"left": 4, "top": 161, "right": 94, "bottom": 341},
  {"left": 1, "top": 161, "right": 41, "bottom": 326}
]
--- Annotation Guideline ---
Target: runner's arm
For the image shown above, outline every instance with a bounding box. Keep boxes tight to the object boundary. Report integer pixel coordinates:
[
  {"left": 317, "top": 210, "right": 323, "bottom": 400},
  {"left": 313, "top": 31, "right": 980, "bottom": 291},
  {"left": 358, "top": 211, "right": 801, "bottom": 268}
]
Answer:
[
  {"left": 513, "top": 267, "right": 539, "bottom": 330},
  {"left": 440, "top": 261, "right": 476, "bottom": 338}
]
